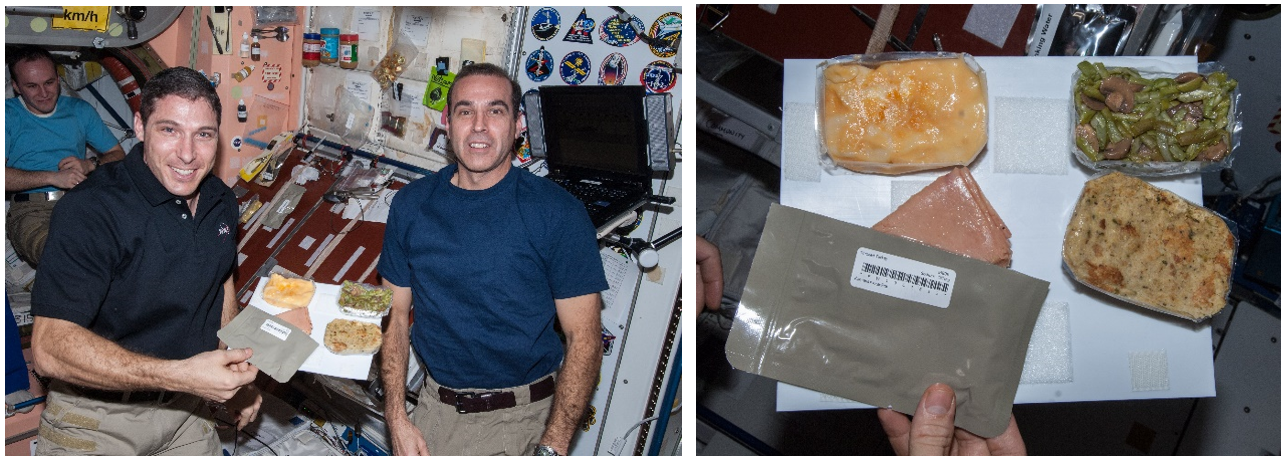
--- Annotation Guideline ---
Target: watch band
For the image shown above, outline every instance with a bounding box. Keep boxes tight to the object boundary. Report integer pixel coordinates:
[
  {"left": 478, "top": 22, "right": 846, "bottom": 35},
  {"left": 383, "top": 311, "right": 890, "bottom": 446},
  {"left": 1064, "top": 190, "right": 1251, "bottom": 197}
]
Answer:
[{"left": 533, "top": 444, "right": 561, "bottom": 456}]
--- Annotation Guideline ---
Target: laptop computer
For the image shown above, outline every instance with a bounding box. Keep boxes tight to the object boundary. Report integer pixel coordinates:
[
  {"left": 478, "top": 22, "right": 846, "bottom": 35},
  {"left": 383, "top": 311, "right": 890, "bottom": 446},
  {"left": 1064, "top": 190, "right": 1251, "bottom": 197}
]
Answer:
[{"left": 527, "top": 86, "right": 655, "bottom": 231}]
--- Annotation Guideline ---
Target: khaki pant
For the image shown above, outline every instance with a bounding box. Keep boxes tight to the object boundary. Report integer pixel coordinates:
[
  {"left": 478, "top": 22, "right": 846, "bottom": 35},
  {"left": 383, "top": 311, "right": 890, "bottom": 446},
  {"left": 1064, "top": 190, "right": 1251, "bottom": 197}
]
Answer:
[
  {"left": 413, "top": 373, "right": 555, "bottom": 456},
  {"left": 6, "top": 199, "right": 56, "bottom": 268},
  {"left": 35, "top": 381, "right": 220, "bottom": 456}
]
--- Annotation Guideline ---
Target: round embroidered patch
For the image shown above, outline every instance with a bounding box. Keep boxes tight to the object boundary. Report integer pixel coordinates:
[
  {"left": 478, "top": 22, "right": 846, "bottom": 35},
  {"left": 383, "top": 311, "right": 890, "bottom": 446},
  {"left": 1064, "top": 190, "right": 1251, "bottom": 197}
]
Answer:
[
  {"left": 560, "top": 51, "right": 592, "bottom": 85},
  {"left": 640, "top": 60, "right": 676, "bottom": 93},
  {"left": 648, "top": 12, "right": 681, "bottom": 58},
  {"left": 530, "top": 7, "right": 560, "bottom": 41},
  {"left": 526, "top": 46, "right": 554, "bottom": 82},
  {"left": 599, "top": 14, "right": 644, "bottom": 47},
  {"left": 598, "top": 52, "right": 629, "bottom": 86}
]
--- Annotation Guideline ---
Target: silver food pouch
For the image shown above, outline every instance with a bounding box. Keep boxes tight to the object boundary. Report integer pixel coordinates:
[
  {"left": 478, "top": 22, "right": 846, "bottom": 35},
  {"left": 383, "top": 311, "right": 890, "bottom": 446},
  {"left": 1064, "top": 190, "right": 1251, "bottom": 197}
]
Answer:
[
  {"left": 726, "top": 204, "right": 1050, "bottom": 437},
  {"left": 218, "top": 306, "right": 319, "bottom": 383}
]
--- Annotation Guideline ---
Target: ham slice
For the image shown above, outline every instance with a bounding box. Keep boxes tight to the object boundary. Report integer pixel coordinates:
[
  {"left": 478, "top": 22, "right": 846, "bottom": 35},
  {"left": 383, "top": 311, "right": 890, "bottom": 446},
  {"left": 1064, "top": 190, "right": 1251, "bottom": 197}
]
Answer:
[
  {"left": 274, "top": 307, "right": 313, "bottom": 335},
  {"left": 873, "top": 167, "right": 1012, "bottom": 267}
]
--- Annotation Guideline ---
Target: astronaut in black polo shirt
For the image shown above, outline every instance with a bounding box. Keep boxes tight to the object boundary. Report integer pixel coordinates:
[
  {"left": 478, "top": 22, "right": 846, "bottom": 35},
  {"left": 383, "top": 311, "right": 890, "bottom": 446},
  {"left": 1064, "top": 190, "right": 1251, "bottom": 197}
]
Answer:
[{"left": 29, "top": 67, "right": 261, "bottom": 455}]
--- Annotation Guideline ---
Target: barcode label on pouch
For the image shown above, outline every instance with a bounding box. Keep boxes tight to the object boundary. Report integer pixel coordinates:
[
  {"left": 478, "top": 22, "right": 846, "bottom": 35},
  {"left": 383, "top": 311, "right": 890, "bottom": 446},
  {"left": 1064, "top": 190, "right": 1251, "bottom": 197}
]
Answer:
[
  {"left": 851, "top": 248, "right": 955, "bottom": 308},
  {"left": 260, "top": 319, "right": 291, "bottom": 341}
]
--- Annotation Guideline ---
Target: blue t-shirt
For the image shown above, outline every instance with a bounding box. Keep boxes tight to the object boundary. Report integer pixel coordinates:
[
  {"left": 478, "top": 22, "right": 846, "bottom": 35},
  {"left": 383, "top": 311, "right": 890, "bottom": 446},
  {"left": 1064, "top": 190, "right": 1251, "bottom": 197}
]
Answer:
[
  {"left": 379, "top": 164, "right": 609, "bottom": 390},
  {"left": 6, "top": 96, "right": 119, "bottom": 194}
]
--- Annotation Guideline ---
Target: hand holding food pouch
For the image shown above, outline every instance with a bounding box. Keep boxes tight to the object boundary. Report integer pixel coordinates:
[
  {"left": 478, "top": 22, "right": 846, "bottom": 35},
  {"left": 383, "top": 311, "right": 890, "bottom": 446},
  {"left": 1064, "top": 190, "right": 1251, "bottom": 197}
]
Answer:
[
  {"left": 218, "top": 305, "right": 319, "bottom": 383},
  {"left": 726, "top": 204, "right": 1049, "bottom": 438}
]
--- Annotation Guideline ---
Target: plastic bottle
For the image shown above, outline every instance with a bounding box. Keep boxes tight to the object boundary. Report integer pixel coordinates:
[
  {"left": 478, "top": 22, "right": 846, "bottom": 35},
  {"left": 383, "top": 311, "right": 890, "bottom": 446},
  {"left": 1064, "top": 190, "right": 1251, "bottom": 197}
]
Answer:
[
  {"left": 339, "top": 34, "right": 358, "bottom": 69},
  {"left": 237, "top": 99, "right": 248, "bottom": 123},
  {"left": 302, "top": 33, "right": 322, "bottom": 67},
  {"left": 240, "top": 32, "right": 251, "bottom": 58},
  {"left": 232, "top": 65, "right": 255, "bottom": 82},
  {"left": 250, "top": 35, "right": 261, "bottom": 61},
  {"left": 320, "top": 28, "right": 340, "bottom": 64}
]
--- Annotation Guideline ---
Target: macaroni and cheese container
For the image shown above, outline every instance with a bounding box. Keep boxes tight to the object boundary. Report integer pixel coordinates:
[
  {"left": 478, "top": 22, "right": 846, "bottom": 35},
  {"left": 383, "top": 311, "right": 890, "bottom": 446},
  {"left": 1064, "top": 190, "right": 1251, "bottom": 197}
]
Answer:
[{"left": 817, "top": 52, "right": 989, "bottom": 175}]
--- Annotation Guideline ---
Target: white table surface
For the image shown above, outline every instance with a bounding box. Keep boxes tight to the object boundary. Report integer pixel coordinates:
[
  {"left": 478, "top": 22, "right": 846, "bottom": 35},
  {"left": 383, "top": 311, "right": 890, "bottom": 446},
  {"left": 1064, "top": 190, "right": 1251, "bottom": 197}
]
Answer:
[
  {"left": 776, "top": 56, "right": 1216, "bottom": 410},
  {"left": 250, "top": 277, "right": 380, "bottom": 380}
]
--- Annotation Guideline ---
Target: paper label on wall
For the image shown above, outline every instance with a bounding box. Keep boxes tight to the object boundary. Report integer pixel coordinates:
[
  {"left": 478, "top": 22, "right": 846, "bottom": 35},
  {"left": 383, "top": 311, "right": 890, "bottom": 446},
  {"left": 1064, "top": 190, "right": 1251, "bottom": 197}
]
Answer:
[
  {"left": 400, "top": 11, "right": 431, "bottom": 47},
  {"left": 850, "top": 248, "right": 955, "bottom": 308},
  {"left": 396, "top": 81, "right": 426, "bottom": 120},
  {"left": 345, "top": 73, "right": 373, "bottom": 101},
  {"left": 354, "top": 7, "right": 382, "bottom": 37}
]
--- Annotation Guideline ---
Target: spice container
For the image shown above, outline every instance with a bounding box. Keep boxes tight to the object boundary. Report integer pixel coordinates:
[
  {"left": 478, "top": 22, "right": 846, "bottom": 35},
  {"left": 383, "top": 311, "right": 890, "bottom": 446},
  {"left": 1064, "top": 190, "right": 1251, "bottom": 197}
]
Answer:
[
  {"left": 320, "top": 28, "right": 340, "bottom": 64},
  {"left": 339, "top": 34, "right": 359, "bottom": 69},
  {"left": 302, "top": 33, "right": 321, "bottom": 67}
]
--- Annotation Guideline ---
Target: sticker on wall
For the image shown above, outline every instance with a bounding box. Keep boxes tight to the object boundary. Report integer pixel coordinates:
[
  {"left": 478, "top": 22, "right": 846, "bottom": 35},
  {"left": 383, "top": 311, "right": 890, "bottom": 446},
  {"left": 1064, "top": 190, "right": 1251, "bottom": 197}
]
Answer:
[
  {"left": 423, "top": 71, "right": 456, "bottom": 112},
  {"left": 561, "top": 8, "right": 594, "bottom": 44},
  {"left": 525, "top": 46, "right": 554, "bottom": 82},
  {"left": 530, "top": 7, "right": 560, "bottom": 41},
  {"left": 640, "top": 60, "right": 676, "bottom": 93},
  {"left": 601, "top": 326, "right": 617, "bottom": 356},
  {"left": 559, "top": 51, "right": 591, "bottom": 86},
  {"left": 599, "top": 14, "right": 644, "bottom": 47},
  {"left": 648, "top": 12, "right": 682, "bottom": 58},
  {"left": 261, "top": 63, "right": 282, "bottom": 84},
  {"left": 598, "top": 52, "right": 628, "bottom": 86},
  {"left": 231, "top": 136, "right": 244, "bottom": 151},
  {"left": 580, "top": 405, "right": 597, "bottom": 432}
]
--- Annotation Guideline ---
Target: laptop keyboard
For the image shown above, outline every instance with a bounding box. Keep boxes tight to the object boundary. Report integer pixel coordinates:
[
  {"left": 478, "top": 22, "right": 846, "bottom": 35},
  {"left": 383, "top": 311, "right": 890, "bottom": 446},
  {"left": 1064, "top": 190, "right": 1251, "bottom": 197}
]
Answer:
[
  {"left": 551, "top": 178, "right": 630, "bottom": 207},
  {"left": 549, "top": 177, "right": 645, "bottom": 226}
]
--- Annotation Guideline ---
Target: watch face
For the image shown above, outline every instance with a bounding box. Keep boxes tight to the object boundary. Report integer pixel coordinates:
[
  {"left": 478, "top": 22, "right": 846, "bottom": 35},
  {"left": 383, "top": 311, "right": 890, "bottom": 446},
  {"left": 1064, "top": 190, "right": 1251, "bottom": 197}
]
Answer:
[{"left": 534, "top": 445, "right": 560, "bottom": 456}]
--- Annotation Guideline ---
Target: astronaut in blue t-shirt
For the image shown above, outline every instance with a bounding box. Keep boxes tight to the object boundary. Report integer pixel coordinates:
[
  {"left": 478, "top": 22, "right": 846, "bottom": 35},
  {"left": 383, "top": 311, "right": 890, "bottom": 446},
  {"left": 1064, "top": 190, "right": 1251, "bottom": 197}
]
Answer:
[
  {"left": 379, "top": 63, "right": 608, "bottom": 456},
  {"left": 5, "top": 45, "right": 125, "bottom": 266}
]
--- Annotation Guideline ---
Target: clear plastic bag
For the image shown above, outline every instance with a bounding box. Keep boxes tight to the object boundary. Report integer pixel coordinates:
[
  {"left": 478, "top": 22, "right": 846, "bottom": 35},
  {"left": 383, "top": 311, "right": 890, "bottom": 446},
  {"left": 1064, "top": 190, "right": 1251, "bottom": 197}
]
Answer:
[
  {"left": 331, "top": 85, "right": 375, "bottom": 147},
  {"left": 254, "top": 6, "right": 299, "bottom": 27},
  {"left": 372, "top": 33, "right": 420, "bottom": 92}
]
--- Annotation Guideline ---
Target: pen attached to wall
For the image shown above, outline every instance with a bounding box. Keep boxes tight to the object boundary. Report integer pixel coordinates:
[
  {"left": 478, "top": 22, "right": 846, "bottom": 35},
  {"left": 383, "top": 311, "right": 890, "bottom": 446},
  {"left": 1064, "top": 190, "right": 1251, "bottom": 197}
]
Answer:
[{"left": 207, "top": 14, "right": 225, "bottom": 54}]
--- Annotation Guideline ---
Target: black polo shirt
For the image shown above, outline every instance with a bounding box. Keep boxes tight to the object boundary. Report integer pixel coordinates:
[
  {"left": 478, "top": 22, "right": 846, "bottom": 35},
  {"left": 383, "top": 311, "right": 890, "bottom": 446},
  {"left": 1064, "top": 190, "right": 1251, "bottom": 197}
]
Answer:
[{"left": 32, "top": 144, "right": 238, "bottom": 360}]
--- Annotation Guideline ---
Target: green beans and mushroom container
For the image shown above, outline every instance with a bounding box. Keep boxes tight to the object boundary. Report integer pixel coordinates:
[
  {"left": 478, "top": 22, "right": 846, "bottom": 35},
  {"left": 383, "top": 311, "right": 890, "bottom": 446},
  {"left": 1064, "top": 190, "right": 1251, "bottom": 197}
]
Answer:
[{"left": 1071, "top": 61, "right": 1240, "bottom": 175}]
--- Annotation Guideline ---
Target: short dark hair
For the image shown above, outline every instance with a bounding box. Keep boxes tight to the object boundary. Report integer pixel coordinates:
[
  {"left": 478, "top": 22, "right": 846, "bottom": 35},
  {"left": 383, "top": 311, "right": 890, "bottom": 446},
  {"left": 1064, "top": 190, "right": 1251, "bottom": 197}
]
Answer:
[
  {"left": 6, "top": 45, "right": 57, "bottom": 80},
  {"left": 445, "top": 63, "right": 521, "bottom": 121},
  {"left": 139, "top": 67, "right": 221, "bottom": 127}
]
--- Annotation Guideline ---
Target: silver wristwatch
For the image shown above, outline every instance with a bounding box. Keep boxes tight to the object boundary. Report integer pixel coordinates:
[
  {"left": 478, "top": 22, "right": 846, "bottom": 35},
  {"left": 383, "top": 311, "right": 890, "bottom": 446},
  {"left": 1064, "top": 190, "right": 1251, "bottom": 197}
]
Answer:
[{"left": 533, "top": 444, "right": 561, "bottom": 456}]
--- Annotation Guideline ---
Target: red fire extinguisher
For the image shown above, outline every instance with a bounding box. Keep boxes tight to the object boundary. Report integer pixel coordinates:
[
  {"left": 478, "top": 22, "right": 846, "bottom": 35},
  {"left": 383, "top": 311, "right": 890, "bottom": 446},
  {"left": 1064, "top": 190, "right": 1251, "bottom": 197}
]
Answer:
[{"left": 100, "top": 56, "right": 142, "bottom": 114}]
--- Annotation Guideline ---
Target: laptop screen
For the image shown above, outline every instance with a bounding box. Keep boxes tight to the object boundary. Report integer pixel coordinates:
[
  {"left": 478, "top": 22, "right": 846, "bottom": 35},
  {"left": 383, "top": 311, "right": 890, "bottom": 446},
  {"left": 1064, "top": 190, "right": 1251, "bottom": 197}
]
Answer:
[{"left": 538, "top": 86, "right": 651, "bottom": 177}]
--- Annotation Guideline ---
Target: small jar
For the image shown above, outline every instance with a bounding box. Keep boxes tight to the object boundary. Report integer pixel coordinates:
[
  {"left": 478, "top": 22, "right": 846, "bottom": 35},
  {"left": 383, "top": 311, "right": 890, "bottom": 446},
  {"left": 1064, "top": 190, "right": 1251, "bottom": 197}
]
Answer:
[
  {"left": 302, "top": 33, "right": 321, "bottom": 67},
  {"left": 320, "top": 28, "right": 340, "bottom": 64},
  {"left": 339, "top": 34, "right": 359, "bottom": 69}
]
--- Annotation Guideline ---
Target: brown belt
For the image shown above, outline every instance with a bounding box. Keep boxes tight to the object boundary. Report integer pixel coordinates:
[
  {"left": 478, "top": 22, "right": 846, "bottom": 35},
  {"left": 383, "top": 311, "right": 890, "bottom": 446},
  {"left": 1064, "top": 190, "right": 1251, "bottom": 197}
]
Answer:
[
  {"left": 69, "top": 384, "right": 178, "bottom": 404},
  {"left": 10, "top": 191, "right": 64, "bottom": 202},
  {"left": 437, "top": 376, "right": 556, "bottom": 414}
]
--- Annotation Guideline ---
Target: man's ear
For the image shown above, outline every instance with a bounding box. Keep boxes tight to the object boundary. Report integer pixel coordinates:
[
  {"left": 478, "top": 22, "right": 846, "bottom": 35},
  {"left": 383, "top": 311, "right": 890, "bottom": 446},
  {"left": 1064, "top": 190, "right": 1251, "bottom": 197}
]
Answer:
[{"left": 133, "top": 112, "right": 145, "bottom": 143}]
